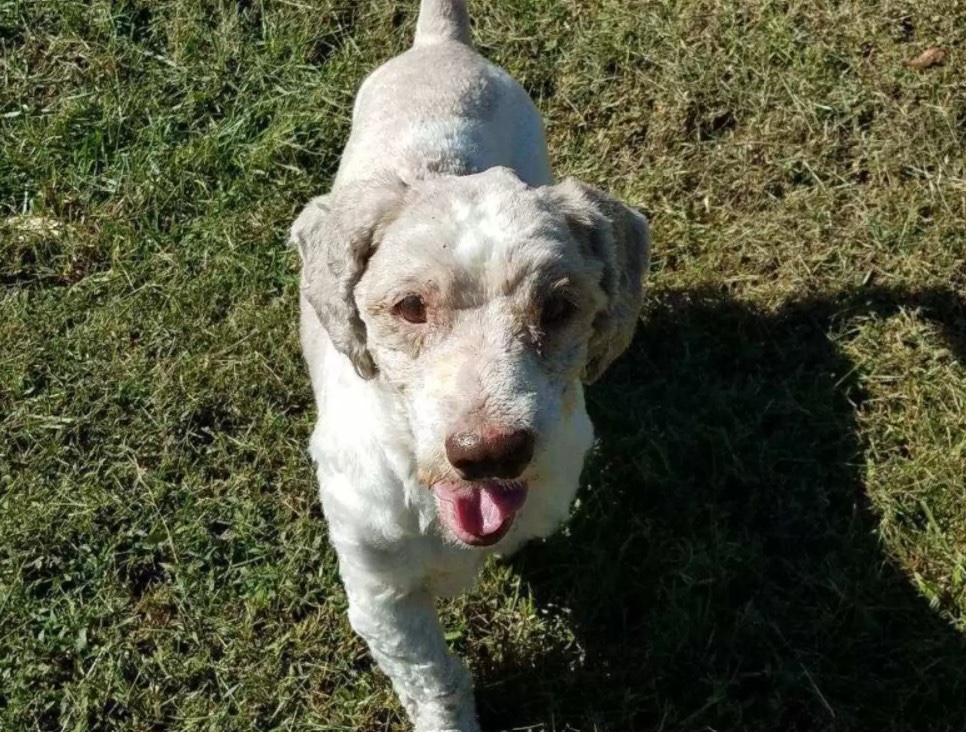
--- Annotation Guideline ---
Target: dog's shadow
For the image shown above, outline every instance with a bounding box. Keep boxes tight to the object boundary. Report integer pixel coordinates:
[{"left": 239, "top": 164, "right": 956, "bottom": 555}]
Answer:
[{"left": 477, "top": 285, "right": 966, "bottom": 732}]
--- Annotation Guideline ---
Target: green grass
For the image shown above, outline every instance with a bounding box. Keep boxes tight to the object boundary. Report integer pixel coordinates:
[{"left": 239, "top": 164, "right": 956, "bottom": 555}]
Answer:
[{"left": 1, "top": 0, "right": 964, "bottom": 730}]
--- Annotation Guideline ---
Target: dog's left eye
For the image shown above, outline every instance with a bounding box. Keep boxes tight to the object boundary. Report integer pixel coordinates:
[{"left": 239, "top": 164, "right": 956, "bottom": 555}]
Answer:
[
  {"left": 541, "top": 295, "right": 576, "bottom": 329},
  {"left": 393, "top": 294, "right": 428, "bottom": 324}
]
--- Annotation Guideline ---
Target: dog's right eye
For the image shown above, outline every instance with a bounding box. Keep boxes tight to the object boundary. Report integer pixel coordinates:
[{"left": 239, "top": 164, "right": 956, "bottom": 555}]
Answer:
[
  {"left": 393, "top": 295, "right": 427, "bottom": 324},
  {"left": 541, "top": 295, "right": 576, "bottom": 330}
]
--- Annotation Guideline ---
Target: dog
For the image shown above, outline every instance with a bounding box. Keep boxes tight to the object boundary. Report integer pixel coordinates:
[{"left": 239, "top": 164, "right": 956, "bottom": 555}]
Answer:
[{"left": 291, "top": 2, "right": 650, "bottom": 729}]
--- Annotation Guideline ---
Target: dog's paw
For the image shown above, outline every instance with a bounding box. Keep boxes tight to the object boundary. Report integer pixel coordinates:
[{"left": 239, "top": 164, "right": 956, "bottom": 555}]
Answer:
[{"left": 411, "top": 693, "right": 480, "bottom": 732}]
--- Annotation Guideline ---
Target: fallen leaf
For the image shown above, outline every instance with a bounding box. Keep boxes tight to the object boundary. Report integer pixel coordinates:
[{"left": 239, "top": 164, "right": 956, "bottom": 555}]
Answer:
[{"left": 908, "top": 47, "right": 946, "bottom": 69}]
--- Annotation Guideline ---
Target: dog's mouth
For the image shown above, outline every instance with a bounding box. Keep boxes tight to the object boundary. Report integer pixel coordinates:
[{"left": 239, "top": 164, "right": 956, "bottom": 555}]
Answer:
[{"left": 432, "top": 480, "right": 528, "bottom": 547}]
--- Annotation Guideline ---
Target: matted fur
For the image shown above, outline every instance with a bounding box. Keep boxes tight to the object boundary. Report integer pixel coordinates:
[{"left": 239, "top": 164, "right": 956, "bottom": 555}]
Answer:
[{"left": 291, "top": 2, "right": 650, "bottom": 730}]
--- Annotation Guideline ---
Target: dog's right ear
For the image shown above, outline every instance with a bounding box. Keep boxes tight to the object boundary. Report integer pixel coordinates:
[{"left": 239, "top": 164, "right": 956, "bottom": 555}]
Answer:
[{"left": 291, "top": 176, "right": 408, "bottom": 380}]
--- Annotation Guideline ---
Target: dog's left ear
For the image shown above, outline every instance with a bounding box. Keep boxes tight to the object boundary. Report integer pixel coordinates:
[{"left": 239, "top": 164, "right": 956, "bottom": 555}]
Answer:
[{"left": 543, "top": 178, "right": 651, "bottom": 383}]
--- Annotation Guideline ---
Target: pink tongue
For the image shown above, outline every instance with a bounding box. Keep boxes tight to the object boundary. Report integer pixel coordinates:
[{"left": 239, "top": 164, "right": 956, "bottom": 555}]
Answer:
[{"left": 437, "top": 483, "right": 527, "bottom": 538}]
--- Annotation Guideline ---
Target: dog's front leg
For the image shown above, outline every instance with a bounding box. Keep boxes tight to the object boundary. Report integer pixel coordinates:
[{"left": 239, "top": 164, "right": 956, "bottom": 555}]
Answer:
[{"left": 342, "top": 577, "right": 479, "bottom": 732}]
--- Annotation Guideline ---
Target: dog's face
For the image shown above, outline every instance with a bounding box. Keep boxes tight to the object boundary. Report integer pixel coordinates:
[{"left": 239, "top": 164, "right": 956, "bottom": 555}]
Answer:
[{"left": 293, "top": 168, "right": 649, "bottom": 547}]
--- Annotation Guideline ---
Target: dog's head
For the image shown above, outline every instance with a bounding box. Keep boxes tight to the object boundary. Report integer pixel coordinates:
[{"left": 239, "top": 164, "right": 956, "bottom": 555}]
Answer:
[{"left": 293, "top": 167, "right": 649, "bottom": 547}]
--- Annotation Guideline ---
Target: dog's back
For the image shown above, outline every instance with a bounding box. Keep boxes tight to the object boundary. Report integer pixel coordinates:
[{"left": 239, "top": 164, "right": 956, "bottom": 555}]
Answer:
[{"left": 334, "top": 0, "right": 551, "bottom": 188}]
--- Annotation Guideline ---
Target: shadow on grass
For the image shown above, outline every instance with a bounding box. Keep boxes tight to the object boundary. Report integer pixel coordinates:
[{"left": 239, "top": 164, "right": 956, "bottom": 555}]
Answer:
[{"left": 478, "top": 285, "right": 966, "bottom": 732}]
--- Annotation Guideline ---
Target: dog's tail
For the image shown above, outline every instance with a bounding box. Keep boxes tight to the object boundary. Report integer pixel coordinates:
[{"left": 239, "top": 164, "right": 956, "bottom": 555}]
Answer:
[{"left": 414, "top": 0, "right": 471, "bottom": 46}]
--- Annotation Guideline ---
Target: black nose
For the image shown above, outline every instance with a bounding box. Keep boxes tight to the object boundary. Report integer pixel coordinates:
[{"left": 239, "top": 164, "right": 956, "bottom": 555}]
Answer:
[{"left": 444, "top": 429, "right": 535, "bottom": 481}]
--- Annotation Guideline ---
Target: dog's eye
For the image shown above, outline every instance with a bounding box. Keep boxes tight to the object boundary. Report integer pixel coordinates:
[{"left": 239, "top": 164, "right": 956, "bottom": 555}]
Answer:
[
  {"left": 541, "top": 295, "right": 576, "bottom": 329},
  {"left": 393, "top": 294, "right": 427, "bottom": 324}
]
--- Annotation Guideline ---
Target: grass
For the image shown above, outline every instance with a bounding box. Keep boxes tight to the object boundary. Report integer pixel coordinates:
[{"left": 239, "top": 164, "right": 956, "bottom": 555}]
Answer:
[{"left": 1, "top": 0, "right": 964, "bottom": 729}]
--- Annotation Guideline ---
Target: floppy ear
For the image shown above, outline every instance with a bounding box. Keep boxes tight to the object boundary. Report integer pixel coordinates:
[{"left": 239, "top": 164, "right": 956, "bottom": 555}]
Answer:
[
  {"left": 290, "top": 176, "right": 407, "bottom": 379},
  {"left": 544, "top": 178, "right": 651, "bottom": 383}
]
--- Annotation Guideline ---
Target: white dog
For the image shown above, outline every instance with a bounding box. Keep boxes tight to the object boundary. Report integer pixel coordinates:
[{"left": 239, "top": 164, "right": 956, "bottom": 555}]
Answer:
[{"left": 291, "top": 2, "right": 650, "bottom": 729}]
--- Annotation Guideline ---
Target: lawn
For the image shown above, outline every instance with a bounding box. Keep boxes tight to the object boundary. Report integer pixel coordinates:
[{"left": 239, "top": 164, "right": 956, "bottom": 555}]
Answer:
[{"left": 1, "top": 1, "right": 965, "bottom": 730}]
